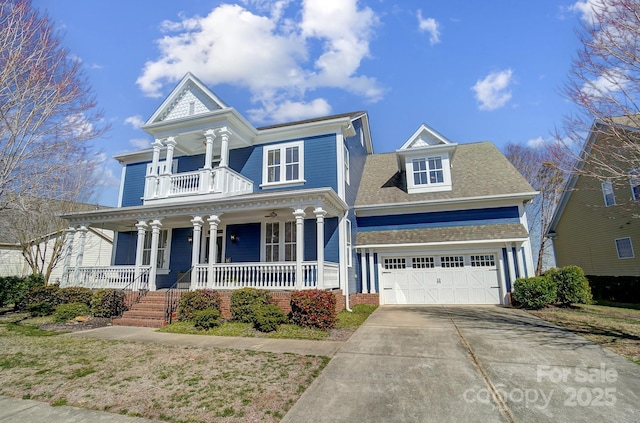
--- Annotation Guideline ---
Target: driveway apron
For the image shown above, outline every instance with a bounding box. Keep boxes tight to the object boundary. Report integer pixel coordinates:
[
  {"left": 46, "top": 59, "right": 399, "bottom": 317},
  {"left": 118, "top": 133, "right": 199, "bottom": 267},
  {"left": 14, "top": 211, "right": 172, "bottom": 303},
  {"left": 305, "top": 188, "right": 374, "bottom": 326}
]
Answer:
[{"left": 282, "top": 305, "right": 640, "bottom": 423}]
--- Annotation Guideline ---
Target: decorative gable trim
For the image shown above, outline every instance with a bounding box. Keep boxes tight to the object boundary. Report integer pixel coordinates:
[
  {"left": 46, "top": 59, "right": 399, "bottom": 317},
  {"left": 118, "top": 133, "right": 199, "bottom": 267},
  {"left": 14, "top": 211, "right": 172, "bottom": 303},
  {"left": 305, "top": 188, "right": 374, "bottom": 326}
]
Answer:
[
  {"left": 145, "top": 73, "right": 229, "bottom": 125},
  {"left": 399, "top": 124, "right": 453, "bottom": 150}
]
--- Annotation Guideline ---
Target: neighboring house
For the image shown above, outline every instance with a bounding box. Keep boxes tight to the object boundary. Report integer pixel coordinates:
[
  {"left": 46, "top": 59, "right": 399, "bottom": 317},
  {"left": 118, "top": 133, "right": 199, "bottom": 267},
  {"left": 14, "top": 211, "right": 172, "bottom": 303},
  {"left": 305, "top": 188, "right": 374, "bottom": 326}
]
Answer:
[
  {"left": 548, "top": 118, "right": 640, "bottom": 276},
  {"left": 60, "top": 72, "right": 536, "bottom": 306},
  {"left": 0, "top": 227, "right": 113, "bottom": 283}
]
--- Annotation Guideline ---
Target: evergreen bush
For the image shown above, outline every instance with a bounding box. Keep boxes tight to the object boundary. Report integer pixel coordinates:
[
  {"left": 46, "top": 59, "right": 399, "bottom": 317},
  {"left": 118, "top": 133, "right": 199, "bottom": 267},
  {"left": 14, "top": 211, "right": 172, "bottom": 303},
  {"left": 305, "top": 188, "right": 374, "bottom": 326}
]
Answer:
[
  {"left": 178, "top": 289, "right": 221, "bottom": 321},
  {"left": 53, "top": 302, "right": 90, "bottom": 323},
  {"left": 545, "top": 266, "right": 592, "bottom": 306},
  {"left": 20, "top": 284, "right": 63, "bottom": 314},
  {"left": 230, "top": 287, "right": 272, "bottom": 323},
  {"left": 91, "top": 289, "right": 126, "bottom": 317},
  {"left": 193, "top": 308, "right": 223, "bottom": 330},
  {"left": 512, "top": 276, "right": 557, "bottom": 309},
  {"left": 253, "top": 304, "right": 288, "bottom": 332},
  {"left": 290, "top": 290, "right": 336, "bottom": 330},
  {"left": 59, "top": 287, "right": 93, "bottom": 306}
]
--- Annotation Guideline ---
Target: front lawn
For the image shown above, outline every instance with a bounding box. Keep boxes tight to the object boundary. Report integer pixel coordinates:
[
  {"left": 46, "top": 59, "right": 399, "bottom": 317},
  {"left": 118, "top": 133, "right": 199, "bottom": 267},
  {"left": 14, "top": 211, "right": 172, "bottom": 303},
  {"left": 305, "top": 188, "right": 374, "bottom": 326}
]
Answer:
[
  {"left": 0, "top": 319, "right": 329, "bottom": 422},
  {"left": 527, "top": 303, "right": 640, "bottom": 365}
]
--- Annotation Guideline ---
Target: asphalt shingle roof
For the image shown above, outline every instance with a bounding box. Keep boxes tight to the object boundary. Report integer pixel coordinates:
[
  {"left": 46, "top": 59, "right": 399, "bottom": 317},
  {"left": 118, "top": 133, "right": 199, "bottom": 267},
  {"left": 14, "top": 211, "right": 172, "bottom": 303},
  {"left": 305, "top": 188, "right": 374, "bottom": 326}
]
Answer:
[
  {"left": 355, "top": 223, "right": 529, "bottom": 246},
  {"left": 355, "top": 142, "right": 535, "bottom": 207}
]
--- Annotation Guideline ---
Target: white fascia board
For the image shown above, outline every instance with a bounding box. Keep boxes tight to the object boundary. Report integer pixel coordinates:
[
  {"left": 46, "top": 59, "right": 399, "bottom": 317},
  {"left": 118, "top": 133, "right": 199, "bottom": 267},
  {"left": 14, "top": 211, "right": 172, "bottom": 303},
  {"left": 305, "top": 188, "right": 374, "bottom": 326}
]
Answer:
[
  {"left": 114, "top": 149, "right": 154, "bottom": 164},
  {"left": 355, "top": 192, "right": 539, "bottom": 216},
  {"left": 356, "top": 237, "right": 530, "bottom": 250},
  {"left": 255, "top": 116, "right": 352, "bottom": 145},
  {"left": 356, "top": 113, "right": 374, "bottom": 154}
]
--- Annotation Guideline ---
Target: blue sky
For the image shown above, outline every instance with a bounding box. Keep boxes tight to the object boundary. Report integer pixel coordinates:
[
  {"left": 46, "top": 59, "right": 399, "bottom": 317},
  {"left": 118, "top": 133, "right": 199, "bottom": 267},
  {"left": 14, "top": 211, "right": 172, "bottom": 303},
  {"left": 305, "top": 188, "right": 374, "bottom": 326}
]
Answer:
[{"left": 32, "top": 0, "right": 595, "bottom": 206}]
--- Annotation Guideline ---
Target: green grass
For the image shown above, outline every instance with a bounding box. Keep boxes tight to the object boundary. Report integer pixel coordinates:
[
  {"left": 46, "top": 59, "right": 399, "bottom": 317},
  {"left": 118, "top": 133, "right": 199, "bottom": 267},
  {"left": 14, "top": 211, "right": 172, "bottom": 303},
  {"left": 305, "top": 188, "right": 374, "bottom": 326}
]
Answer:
[
  {"left": 0, "top": 323, "right": 61, "bottom": 337},
  {"left": 595, "top": 300, "right": 640, "bottom": 311},
  {"left": 336, "top": 304, "right": 377, "bottom": 329}
]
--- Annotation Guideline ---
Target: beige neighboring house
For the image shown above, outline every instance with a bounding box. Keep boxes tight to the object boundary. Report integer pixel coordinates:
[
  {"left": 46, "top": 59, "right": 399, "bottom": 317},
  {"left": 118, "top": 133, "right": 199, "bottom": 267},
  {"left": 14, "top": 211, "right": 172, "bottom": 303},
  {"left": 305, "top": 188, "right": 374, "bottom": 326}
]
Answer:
[{"left": 548, "top": 118, "right": 640, "bottom": 276}]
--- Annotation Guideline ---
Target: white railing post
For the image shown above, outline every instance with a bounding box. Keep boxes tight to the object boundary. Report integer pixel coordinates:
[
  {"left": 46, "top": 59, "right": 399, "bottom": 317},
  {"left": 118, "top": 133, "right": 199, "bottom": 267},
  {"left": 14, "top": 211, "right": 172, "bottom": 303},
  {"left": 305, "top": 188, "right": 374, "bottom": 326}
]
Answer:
[
  {"left": 190, "top": 216, "right": 203, "bottom": 289},
  {"left": 293, "top": 208, "right": 306, "bottom": 289},
  {"left": 134, "top": 220, "right": 147, "bottom": 286},
  {"left": 207, "top": 214, "right": 220, "bottom": 288},
  {"left": 148, "top": 219, "right": 162, "bottom": 291}
]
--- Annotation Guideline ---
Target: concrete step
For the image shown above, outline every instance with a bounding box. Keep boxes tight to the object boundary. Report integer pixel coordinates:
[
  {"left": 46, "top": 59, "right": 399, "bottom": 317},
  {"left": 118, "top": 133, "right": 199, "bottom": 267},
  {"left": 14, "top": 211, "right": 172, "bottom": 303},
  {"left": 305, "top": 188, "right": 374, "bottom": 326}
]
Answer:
[{"left": 112, "top": 317, "right": 165, "bottom": 328}]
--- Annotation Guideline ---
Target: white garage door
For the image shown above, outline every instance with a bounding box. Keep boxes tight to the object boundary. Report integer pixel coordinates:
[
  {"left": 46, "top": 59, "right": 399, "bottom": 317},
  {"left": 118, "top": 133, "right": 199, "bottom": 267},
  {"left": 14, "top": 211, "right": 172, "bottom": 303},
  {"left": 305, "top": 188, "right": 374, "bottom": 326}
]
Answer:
[{"left": 381, "top": 253, "right": 500, "bottom": 305}]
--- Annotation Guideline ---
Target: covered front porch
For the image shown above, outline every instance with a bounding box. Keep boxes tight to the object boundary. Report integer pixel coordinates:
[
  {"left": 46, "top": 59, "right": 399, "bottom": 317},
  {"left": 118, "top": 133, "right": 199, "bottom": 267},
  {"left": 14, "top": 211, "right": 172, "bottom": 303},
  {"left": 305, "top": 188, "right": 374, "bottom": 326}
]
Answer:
[{"left": 60, "top": 188, "right": 347, "bottom": 293}]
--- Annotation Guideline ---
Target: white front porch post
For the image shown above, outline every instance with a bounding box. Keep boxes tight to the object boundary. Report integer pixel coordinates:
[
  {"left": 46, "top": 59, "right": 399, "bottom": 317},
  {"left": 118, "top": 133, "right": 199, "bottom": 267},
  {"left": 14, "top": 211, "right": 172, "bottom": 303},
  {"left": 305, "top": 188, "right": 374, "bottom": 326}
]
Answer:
[
  {"left": 506, "top": 243, "right": 517, "bottom": 286},
  {"left": 148, "top": 219, "right": 163, "bottom": 291},
  {"left": 61, "top": 227, "right": 75, "bottom": 286},
  {"left": 314, "top": 207, "right": 326, "bottom": 289},
  {"left": 360, "top": 249, "right": 369, "bottom": 294},
  {"left": 218, "top": 127, "right": 231, "bottom": 168},
  {"left": 73, "top": 225, "right": 88, "bottom": 286},
  {"left": 293, "top": 208, "right": 306, "bottom": 289},
  {"left": 207, "top": 215, "right": 221, "bottom": 287},
  {"left": 515, "top": 243, "right": 525, "bottom": 279},
  {"left": 150, "top": 139, "right": 163, "bottom": 198},
  {"left": 203, "top": 130, "right": 216, "bottom": 169},
  {"left": 164, "top": 137, "right": 177, "bottom": 173},
  {"left": 190, "top": 216, "right": 204, "bottom": 288},
  {"left": 134, "top": 220, "right": 148, "bottom": 285}
]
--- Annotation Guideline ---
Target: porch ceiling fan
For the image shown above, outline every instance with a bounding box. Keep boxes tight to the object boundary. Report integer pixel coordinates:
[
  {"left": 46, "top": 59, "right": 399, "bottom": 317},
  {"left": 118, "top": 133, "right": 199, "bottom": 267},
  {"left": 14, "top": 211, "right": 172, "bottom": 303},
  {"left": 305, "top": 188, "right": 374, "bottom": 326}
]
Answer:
[{"left": 264, "top": 210, "right": 278, "bottom": 219}]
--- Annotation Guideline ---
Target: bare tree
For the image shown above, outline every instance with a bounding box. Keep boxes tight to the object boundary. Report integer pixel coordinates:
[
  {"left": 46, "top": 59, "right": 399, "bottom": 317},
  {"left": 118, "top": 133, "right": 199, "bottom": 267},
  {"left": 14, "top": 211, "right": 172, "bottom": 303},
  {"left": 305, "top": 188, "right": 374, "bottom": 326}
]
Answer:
[
  {"left": 557, "top": 0, "right": 640, "bottom": 180},
  {"left": 0, "top": 0, "right": 107, "bottom": 209},
  {"left": 505, "top": 144, "right": 566, "bottom": 275}
]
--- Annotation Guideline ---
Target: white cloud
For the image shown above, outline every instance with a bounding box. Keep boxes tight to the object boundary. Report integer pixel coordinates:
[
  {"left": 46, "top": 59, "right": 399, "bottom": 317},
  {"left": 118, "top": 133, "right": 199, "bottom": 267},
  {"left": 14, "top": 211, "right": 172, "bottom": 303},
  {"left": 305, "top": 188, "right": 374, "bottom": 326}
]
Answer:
[
  {"left": 569, "top": 0, "right": 604, "bottom": 24},
  {"left": 124, "top": 115, "right": 145, "bottom": 128},
  {"left": 136, "top": 0, "right": 382, "bottom": 123},
  {"left": 417, "top": 10, "right": 441, "bottom": 45},
  {"left": 581, "top": 67, "right": 628, "bottom": 97},
  {"left": 527, "top": 136, "right": 547, "bottom": 148},
  {"left": 93, "top": 153, "right": 121, "bottom": 188},
  {"left": 130, "top": 138, "right": 152, "bottom": 149},
  {"left": 471, "top": 69, "right": 514, "bottom": 111},
  {"left": 248, "top": 98, "right": 331, "bottom": 123}
]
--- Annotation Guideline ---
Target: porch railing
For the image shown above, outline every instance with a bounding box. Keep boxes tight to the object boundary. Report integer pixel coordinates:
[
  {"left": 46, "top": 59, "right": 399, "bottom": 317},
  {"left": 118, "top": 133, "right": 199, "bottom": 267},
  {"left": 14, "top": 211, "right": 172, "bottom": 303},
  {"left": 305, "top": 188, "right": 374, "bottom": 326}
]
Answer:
[
  {"left": 192, "top": 261, "right": 339, "bottom": 290},
  {"left": 62, "top": 266, "right": 150, "bottom": 290},
  {"left": 144, "top": 167, "right": 253, "bottom": 202}
]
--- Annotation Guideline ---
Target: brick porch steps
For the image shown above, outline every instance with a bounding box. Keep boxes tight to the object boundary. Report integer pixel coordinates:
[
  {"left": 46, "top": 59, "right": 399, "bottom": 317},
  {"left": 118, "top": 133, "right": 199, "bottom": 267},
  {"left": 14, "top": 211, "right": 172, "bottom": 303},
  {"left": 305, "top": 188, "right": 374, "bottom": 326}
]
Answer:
[{"left": 112, "top": 292, "right": 168, "bottom": 328}]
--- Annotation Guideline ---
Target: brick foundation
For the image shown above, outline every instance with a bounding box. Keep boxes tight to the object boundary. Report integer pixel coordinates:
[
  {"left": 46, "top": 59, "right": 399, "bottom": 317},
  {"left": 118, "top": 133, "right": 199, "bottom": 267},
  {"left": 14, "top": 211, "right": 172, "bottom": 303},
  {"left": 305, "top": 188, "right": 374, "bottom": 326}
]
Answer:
[{"left": 349, "top": 293, "right": 380, "bottom": 307}]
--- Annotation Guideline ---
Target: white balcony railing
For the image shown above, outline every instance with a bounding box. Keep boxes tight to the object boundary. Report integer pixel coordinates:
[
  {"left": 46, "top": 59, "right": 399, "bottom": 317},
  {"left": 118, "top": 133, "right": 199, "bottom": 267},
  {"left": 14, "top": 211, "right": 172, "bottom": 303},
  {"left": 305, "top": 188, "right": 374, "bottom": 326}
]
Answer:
[
  {"left": 62, "top": 266, "right": 150, "bottom": 290},
  {"left": 144, "top": 167, "right": 253, "bottom": 203}
]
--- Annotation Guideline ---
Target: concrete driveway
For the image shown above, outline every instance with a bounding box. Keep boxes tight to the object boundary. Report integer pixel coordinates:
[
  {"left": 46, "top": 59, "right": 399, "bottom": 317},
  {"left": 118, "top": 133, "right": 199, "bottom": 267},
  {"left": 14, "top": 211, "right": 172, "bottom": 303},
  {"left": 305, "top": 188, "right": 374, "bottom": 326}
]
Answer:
[{"left": 282, "top": 305, "right": 640, "bottom": 423}]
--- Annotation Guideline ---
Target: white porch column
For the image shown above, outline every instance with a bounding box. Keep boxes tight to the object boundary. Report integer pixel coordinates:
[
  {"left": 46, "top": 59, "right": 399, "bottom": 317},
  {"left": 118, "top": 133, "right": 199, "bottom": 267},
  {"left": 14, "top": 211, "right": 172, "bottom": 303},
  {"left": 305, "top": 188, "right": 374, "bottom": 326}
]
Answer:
[
  {"left": 314, "top": 208, "right": 326, "bottom": 289},
  {"left": 150, "top": 140, "right": 163, "bottom": 198},
  {"left": 72, "top": 225, "right": 88, "bottom": 286},
  {"left": 203, "top": 130, "right": 216, "bottom": 169},
  {"left": 190, "top": 216, "right": 204, "bottom": 288},
  {"left": 360, "top": 249, "right": 369, "bottom": 294},
  {"left": 61, "top": 227, "right": 75, "bottom": 286},
  {"left": 207, "top": 215, "right": 221, "bottom": 287},
  {"left": 218, "top": 127, "right": 231, "bottom": 168},
  {"left": 293, "top": 208, "right": 306, "bottom": 289},
  {"left": 134, "top": 220, "right": 148, "bottom": 283},
  {"left": 368, "top": 249, "right": 376, "bottom": 294},
  {"left": 148, "top": 219, "right": 162, "bottom": 291},
  {"left": 164, "top": 137, "right": 177, "bottom": 174},
  {"left": 516, "top": 243, "right": 526, "bottom": 279},
  {"left": 506, "top": 244, "right": 517, "bottom": 287}
]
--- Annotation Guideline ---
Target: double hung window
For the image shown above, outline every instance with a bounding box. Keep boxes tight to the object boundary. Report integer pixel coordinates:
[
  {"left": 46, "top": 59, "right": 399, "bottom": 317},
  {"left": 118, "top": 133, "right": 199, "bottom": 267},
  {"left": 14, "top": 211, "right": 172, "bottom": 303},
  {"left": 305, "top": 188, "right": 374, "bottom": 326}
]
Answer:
[
  {"left": 264, "top": 222, "right": 296, "bottom": 261},
  {"left": 263, "top": 141, "right": 304, "bottom": 187}
]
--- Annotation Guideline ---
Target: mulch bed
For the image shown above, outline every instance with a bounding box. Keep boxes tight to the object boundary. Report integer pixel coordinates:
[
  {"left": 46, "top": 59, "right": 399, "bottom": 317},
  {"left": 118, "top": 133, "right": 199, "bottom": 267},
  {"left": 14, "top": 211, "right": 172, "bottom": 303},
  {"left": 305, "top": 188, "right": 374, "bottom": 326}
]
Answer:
[{"left": 39, "top": 317, "right": 112, "bottom": 332}]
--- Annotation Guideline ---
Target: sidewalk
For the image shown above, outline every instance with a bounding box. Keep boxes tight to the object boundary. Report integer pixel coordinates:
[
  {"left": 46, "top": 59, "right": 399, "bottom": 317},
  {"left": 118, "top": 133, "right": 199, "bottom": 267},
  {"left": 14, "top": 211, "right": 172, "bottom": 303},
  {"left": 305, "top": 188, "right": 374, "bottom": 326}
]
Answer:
[{"left": 63, "top": 325, "right": 345, "bottom": 357}]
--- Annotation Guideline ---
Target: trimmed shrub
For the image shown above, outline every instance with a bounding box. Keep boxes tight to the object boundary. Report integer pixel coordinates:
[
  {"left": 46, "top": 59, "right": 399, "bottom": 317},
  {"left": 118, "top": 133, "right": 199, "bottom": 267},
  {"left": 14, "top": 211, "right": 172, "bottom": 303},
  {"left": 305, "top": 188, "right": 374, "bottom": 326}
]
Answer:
[
  {"left": 59, "top": 287, "right": 93, "bottom": 306},
  {"left": 230, "top": 288, "right": 272, "bottom": 323},
  {"left": 20, "top": 284, "right": 64, "bottom": 314},
  {"left": 545, "top": 266, "right": 593, "bottom": 306},
  {"left": 53, "top": 302, "right": 90, "bottom": 323},
  {"left": 290, "top": 290, "right": 337, "bottom": 330},
  {"left": 193, "top": 308, "right": 223, "bottom": 330},
  {"left": 27, "top": 301, "right": 54, "bottom": 317},
  {"left": 178, "top": 290, "right": 222, "bottom": 321},
  {"left": 253, "top": 304, "right": 288, "bottom": 332},
  {"left": 512, "top": 276, "right": 557, "bottom": 309},
  {"left": 0, "top": 274, "right": 45, "bottom": 308},
  {"left": 91, "top": 289, "right": 126, "bottom": 317}
]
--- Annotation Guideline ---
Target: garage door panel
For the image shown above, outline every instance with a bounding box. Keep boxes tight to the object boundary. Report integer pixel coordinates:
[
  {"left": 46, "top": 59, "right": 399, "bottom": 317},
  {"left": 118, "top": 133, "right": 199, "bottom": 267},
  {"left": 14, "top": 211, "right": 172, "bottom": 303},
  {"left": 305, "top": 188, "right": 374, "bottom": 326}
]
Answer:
[{"left": 381, "top": 253, "right": 500, "bottom": 305}]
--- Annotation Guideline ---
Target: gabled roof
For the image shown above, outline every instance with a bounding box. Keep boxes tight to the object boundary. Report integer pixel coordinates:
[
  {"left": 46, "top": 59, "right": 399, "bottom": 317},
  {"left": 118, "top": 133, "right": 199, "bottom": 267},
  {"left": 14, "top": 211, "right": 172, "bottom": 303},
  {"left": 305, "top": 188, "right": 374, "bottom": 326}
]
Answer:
[
  {"left": 399, "top": 124, "right": 454, "bottom": 150},
  {"left": 145, "top": 73, "right": 229, "bottom": 125},
  {"left": 547, "top": 115, "right": 640, "bottom": 235},
  {"left": 355, "top": 142, "right": 536, "bottom": 210}
]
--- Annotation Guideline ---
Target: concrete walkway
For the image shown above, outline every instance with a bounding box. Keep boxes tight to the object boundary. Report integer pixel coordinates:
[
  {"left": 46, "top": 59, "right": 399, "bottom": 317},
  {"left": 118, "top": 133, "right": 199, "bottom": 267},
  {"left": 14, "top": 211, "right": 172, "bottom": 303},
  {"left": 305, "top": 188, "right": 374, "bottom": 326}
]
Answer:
[{"left": 282, "top": 305, "right": 640, "bottom": 423}]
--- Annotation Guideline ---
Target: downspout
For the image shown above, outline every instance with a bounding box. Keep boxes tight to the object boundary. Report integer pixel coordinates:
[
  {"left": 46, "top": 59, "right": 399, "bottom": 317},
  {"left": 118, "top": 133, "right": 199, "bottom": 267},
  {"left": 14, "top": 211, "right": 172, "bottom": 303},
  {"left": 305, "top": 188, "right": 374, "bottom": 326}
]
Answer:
[{"left": 343, "top": 215, "right": 351, "bottom": 312}]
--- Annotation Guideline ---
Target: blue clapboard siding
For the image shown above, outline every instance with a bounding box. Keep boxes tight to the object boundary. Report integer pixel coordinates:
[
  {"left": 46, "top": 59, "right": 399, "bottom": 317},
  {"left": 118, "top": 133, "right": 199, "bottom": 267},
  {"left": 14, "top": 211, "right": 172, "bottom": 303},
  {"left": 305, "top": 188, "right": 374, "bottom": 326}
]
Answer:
[
  {"left": 121, "top": 162, "right": 147, "bottom": 207},
  {"left": 302, "top": 217, "right": 340, "bottom": 262},
  {"left": 225, "top": 223, "right": 261, "bottom": 262},
  {"left": 114, "top": 232, "right": 136, "bottom": 265},
  {"left": 356, "top": 206, "right": 520, "bottom": 231},
  {"left": 177, "top": 154, "right": 204, "bottom": 173}
]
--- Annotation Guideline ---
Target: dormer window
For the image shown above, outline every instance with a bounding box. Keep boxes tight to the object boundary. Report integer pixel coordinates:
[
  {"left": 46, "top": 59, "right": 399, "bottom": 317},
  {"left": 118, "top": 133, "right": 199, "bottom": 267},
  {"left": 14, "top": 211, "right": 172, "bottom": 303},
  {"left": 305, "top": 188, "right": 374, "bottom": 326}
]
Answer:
[{"left": 413, "top": 157, "right": 444, "bottom": 185}]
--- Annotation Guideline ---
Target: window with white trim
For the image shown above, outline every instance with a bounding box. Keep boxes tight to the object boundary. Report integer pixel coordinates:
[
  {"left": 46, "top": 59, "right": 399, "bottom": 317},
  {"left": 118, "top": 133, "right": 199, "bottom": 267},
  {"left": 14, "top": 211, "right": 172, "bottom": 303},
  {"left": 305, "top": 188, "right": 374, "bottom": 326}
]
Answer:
[
  {"left": 264, "top": 221, "right": 296, "bottom": 261},
  {"left": 262, "top": 141, "right": 304, "bottom": 187},
  {"left": 142, "top": 229, "right": 170, "bottom": 268},
  {"left": 412, "top": 257, "right": 435, "bottom": 268},
  {"left": 346, "top": 219, "right": 352, "bottom": 267},
  {"left": 630, "top": 169, "right": 640, "bottom": 201},
  {"left": 412, "top": 157, "right": 444, "bottom": 186},
  {"left": 441, "top": 256, "right": 464, "bottom": 268},
  {"left": 406, "top": 153, "right": 451, "bottom": 194},
  {"left": 471, "top": 254, "right": 496, "bottom": 267},
  {"left": 615, "top": 237, "right": 634, "bottom": 259},
  {"left": 344, "top": 145, "right": 350, "bottom": 185},
  {"left": 602, "top": 181, "right": 616, "bottom": 207},
  {"left": 383, "top": 258, "right": 406, "bottom": 269}
]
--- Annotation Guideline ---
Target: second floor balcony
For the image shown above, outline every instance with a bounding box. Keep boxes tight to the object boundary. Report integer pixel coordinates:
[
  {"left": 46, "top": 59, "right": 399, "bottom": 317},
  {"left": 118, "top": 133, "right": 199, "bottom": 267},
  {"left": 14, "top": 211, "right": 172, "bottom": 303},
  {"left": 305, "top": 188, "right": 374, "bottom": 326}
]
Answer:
[{"left": 143, "top": 166, "right": 253, "bottom": 204}]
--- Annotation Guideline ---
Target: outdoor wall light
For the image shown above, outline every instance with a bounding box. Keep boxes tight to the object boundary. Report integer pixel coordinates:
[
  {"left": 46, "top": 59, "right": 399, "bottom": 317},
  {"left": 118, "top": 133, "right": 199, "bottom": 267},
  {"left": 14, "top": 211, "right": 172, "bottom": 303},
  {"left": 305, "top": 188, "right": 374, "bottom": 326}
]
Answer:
[
  {"left": 187, "top": 232, "right": 193, "bottom": 244},
  {"left": 230, "top": 232, "right": 239, "bottom": 244}
]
